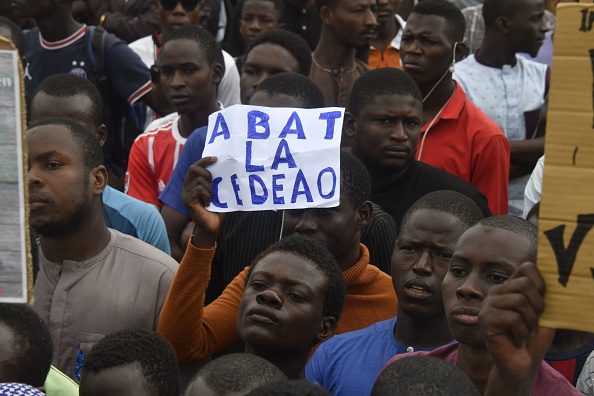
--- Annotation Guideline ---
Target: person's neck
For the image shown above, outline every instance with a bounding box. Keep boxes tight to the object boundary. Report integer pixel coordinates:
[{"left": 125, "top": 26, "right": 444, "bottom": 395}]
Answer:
[
  {"left": 336, "top": 241, "right": 362, "bottom": 273},
  {"left": 457, "top": 343, "right": 493, "bottom": 395},
  {"left": 549, "top": 330, "right": 594, "bottom": 353},
  {"left": 393, "top": 309, "right": 452, "bottom": 348},
  {"left": 36, "top": 13, "right": 83, "bottom": 42},
  {"left": 38, "top": 208, "right": 111, "bottom": 263},
  {"left": 474, "top": 35, "right": 517, "bottom": 68},
  {"left": 419, "top": 78, "right": 455, "bottom": 126},
  {"left": 245, "top": 345, "right": 308, "bottom": 380},
  {"left": 313, "top": 30, "right": 357, "bottom": 70},
  {"left": 371, "top": 16, "right": 398, "bottom": 52},
  {"left": 178, "top": 102, "right": 219, "bottom": 138}
]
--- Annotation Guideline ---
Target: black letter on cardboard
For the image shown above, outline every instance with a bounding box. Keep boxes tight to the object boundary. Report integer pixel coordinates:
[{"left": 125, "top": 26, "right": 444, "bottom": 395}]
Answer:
[{"left": 544, "top": 214, "right": 594, "bottom": 287}]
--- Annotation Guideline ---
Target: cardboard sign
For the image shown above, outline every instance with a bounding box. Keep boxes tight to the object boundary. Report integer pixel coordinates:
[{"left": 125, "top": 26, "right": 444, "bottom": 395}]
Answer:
[
  {"left": 0, "top": 37, "right": 32, "bottom": 303},
  {"left": 202, "top": 105, "right": 343, "bottom": 212},
  {"left": 538, "top": 1, "right": 594, "bottom": 331}
]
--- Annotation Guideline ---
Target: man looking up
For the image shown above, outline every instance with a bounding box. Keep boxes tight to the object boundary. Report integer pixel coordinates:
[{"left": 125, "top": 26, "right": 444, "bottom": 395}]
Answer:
[
  {"left": 126, "top": 25, "right": 223, "bottom": 208},
  {"left": 307, "top": 191, "right": 484, "bottom": 396},
  {"left": 29, "top": 73, "right": 171, "bottom": 254},
  {"left": 400, "top": 0, "right": 510, "bottom": 215},
  {"left": 345, "top": 67, "right": 492, "bottom": 229},
  {"left": 310, "top": 0, "right": 378, "bottom": 109},
  {"left": 453, "top": 0, "right": 550, "bottom": 215},
  {"left": 157, "top": 151, "right": 397, "bottom": 364},
  {"left": 29, "top": 118, "right": 178, "bottom": 380}
]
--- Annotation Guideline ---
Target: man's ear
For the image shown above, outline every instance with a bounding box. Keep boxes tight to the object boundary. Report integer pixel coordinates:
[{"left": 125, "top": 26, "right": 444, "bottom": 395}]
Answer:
[
  {"left": 356, "top": 201, "right": 373, "bottom": 230},
  {"left": 454, "top": 41, "right": 467, "bottom": 62},
  {"left": 344, "top": 112, "right": 358, "bottom": 139},
  {"left": 496, "top": 16, "right": 510, "bottom": 35},
  {"left": 316, "top": 316, "right": 337, "bottom": 343},
  {"left": 212, "top": 63, "right": 224, "bottom": 85},
  {"left": 320, "top": 5, "right": 332, "bottom": 25},
  {"left": 91, "top": 165, "right": 108, "bottom": 196},
  {"left": 96, "top": 124, "right": 108, "bottom": 147}
]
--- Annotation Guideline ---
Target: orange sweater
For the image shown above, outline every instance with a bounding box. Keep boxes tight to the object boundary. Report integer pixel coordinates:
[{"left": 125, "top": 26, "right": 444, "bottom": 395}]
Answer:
[{"left": 157, "top": 241, "right": 398, "bottom": 364}]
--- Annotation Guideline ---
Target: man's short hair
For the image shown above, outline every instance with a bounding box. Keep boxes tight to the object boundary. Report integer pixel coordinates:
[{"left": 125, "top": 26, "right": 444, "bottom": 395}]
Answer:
[
  {"left": 482, "top": 0, "right": 528, "bottom": 27},
  {"left": 246, "top": 379, "right": 332, "bottom": 395},
  {"left": 400, "top": 190, "right": 485, "bottom": 231},
  {"left": 81, "top": 329, "right": 180, "bottom": 396},
  {"left": 340, "top": 150, "right": 371, "bottom": 209},
  {"left": 371, "top": 355, "right": 480, "bottom": 395},
  {"left": 0, "top": 304, "right": 53, "bottom": 387},
  {"left": 254, "top": 72, "right": 325, "bottom": 108},
  {"left": 245, "top": 29, "right": 312, "bottom": 76},
  {"left": 247, "top": 234, "right": 347, "bottom": 321},
  {"left": 28, "top": 117, "right": 104, "bottom": 171},
  {"left": 240, "top": 0, "right": 284, "bottom": 17},
  {"left": 348, "top": 68, "right": 422, "bottom": 117},
  {"left": 410, "top": 0, "right": 466, "bottom": 42},
  {"left": 475, "top": 215, "right": 538, "bottom": 261},
  {"left": 0, "top": 16, "right": 25, "bottom": 54},
  {"left": 186, "top": 354, "right": 286, "bottom": 395},
  {"left": 31, "top": 74, "right": 103, "bottom": 126},
  {"left": 162, "top": 24, "right": 225, "bottom": 74}
]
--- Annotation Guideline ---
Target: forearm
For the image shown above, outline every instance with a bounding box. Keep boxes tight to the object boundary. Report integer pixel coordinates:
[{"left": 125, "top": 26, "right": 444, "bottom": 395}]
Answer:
[
  {"left": 484, "top": 367, "right": 536, "bottom": 396},
  {"left": 102, "top": 9, "right": 160, "bottom": 42},
  {"left": 510, "top": 137, "right": 544, "bottom": 169}
]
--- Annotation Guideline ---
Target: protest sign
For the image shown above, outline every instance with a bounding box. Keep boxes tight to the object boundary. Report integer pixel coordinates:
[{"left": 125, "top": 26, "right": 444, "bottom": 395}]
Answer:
[
  {"left": 0, "top": 37, "right": 32, "bottom": 303},
  {"left": 538, "top": 1, "right": 594, "bottom": 331},
  {"left": 202, "top": 105, "right": 343, "bottom": 212}
]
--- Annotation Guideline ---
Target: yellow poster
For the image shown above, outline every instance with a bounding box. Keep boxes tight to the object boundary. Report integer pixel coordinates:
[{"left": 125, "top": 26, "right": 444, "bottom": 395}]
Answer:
[{"left": 539, "top": 2, "right": 594, "bottom": 331}]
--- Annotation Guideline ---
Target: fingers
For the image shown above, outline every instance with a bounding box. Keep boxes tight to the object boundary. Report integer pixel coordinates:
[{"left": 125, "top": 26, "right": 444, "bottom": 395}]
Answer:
[
  {"left": 480, "top": 262, "right": 546, "bottom": 347},
  {"left": 182, "top": 156, "right": 217, "bottom": 208}
]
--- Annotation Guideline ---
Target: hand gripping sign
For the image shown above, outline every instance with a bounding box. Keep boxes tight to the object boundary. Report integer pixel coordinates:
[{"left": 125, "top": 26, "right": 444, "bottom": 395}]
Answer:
[{"left": 202, "top": 105, "right": 344, "bottom": 212}]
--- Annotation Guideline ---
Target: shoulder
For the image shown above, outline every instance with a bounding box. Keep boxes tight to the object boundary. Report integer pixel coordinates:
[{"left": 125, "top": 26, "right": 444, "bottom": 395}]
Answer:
[
  {"left": 316, "top": 318, "right": 397, "bottom": 356},
  {"left": 141, "top": 113, "right": 178, "bottom": 135},
  {"left": 459, "top": 92, "right": 507, "bottom": 139},
  {"left": 534, "top": 361, "right": 583, "bottom": 394},
  {"left": 103, "top": 186, "right": 161, "bottom": 221},
  {"left": 110, "top": 230, "right": 178, "bottom": 274}
]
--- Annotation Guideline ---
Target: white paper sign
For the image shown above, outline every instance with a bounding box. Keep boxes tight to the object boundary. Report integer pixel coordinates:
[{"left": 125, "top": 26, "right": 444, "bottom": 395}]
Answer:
[{"left": 202, "top": 105, "right": 343, "bottom": 212}]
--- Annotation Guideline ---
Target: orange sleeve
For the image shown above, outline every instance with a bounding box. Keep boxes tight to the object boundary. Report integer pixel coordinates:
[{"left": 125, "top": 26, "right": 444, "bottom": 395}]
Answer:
[{"left": 157, "top": 240, "right": 248, "bottom": 364}]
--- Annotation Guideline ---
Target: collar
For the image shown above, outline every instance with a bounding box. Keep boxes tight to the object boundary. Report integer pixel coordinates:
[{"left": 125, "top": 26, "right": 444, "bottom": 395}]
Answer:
[
  {"left": 40, "top": 24, "right": 87, "bottom": 50},
  {"left": 342, "top": 244, "right": 383, "bottom": 292},
  {"left": 391, "top": 14, "right": 406, "bottom": 50},
  {"left": 421, "top": 81, "right": 466, "bottom": 132},
  {"left": 39, "top": 229, "right": 117, "bottom": 270}
]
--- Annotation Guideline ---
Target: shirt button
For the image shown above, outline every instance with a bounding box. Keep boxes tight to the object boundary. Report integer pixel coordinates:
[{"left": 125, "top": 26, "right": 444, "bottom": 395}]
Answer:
[{"left": 302, "top": 25, "right": 307, "bottom": 30}]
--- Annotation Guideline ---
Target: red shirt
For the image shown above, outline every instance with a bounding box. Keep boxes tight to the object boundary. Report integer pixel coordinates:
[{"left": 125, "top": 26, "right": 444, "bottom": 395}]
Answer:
[
  {"left": 415, "top": 83, "right": 510, "bottom": 215},
  {"left": 125, "top": 114, "right": 185, "bottom": 208}
]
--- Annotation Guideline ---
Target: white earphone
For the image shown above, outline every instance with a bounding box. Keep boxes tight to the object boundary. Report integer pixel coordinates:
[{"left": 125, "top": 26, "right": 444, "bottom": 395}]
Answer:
[{"left": 449, "top": 42, "right": 458, "bottom": 73}]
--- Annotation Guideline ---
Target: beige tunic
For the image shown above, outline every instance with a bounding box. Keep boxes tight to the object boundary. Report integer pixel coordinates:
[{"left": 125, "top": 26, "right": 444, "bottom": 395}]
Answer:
[{"left": 32, "top": 229, "right": 178, "bottom": 380}]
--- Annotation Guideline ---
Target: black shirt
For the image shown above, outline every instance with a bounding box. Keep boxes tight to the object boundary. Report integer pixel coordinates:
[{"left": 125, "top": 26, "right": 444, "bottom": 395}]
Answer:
[
  {"left": 282, "top": 0, "right": 321, "bottom": 51},
  {"left": 372, "top": 160, "right": 492, "bottom": 231}
]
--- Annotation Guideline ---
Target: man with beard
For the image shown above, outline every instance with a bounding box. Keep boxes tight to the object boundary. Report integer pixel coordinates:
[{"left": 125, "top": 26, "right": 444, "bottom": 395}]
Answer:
[{"left": 28, "top": 118, "right": 178, "bottom": 381}]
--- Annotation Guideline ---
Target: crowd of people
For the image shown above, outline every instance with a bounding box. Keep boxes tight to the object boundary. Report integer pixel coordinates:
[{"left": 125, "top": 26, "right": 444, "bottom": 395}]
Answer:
[{"left": 1, "top": 0, "right": 592, "bottom": 394}]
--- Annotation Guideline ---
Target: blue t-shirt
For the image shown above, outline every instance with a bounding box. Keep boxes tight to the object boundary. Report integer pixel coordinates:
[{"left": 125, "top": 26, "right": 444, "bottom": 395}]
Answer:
[
  {"left": 306, "top": 317, "right": 442, "bottom": 396},
  {"left": 159, "top": 126, "right": 208, "bottom": 216},
  {"left": 103, "top": 186, "right": 171, "bottom": 255}
]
